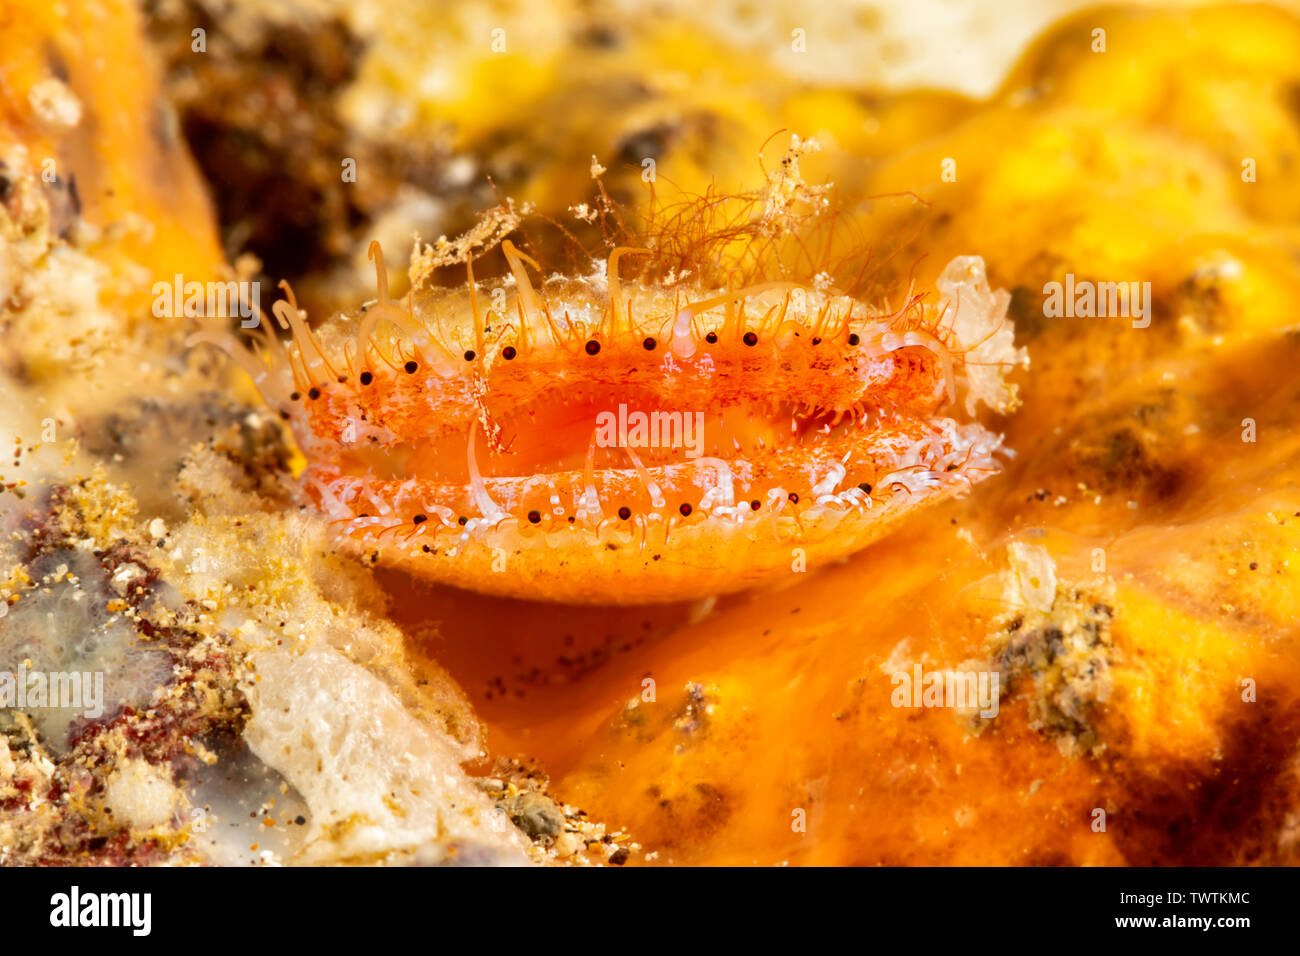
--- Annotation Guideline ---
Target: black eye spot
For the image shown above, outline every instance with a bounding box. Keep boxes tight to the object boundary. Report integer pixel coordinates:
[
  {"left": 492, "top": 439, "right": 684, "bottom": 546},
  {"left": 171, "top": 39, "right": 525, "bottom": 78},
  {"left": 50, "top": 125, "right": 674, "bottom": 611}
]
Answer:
[
  {"left": 457, "top": 516, "right": 468, "bottom": 526},
  {"left": 858, "top": 482, "right": 873, "bottom": 494},
  {"left": 788, "top": 492, "right": 800, "bottom": 503},
  {"left": 502, "top": 346, "right": 517, "bottom": 360},
  {"left": 585, "top": 340, "right": 601, "bottom": 355},
  {"left": 279, "top": 410, "right": 290, "bottom": 420},
  {"left": 848, "top": 333, "right": 861, "bottom": 346},
  {"left": 643, "top": 337, "right": 656, "bottom": 350},
  {"left": 811, "top": 337, "right": 821, "bottom": 346},
  {"left": 421, "top": 544, "right": 431, "bottom": 553},
  {"left": 527, "top": 510, "right": 541, "bottom": 524},
  {"left": 360, "top": 371, "right": 374, "bottom": 385},
  {"left": 617, "top": 506, "right": 631, "bottom": 520},
  {"left": 679, "top": 503, "right": 692, "bottom": 516},
  {"left": 308, "top": 387, "right": 321, "bottom": 400},
  {"left": 290, "top": 392, "right": 301, "bottom": 401},
  {"left": 338, "top": 375, "right": 347, "bottom": 383},
  {"left": 412, "top": 514, "right": 426, "bottom": 523},
  {"left": 743, "top": 332, "right": 758, "bottom": 346},
  {"left": 404, "top": 360, "right": 418, "bottom": 374},
  {"left": 705, "top": 332, "right": 718, "bottom": 344},
  {"left": 750, "top": 500, "right": 761, "bottom": 511},
  {"left": 464, "top": 350, "right": 476, "bottom": 361}
]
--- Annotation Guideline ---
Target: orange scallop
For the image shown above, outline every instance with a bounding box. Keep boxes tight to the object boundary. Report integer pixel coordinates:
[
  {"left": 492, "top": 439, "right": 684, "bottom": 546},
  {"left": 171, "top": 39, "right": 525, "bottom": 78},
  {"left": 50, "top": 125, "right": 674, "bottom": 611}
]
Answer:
[{"left": 192, "top": 211, "right": 1027, "bottom": 604}]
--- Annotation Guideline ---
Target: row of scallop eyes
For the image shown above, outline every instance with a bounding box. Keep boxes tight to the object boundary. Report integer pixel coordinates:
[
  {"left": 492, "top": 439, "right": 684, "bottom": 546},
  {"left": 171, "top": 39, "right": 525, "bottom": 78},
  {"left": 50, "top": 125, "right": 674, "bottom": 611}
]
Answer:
[
  {"left": 362, "top": 480, "right": 877, "bottom": 531},
  {"left": 295, "top": 324, "right": 872, "bottom": 511},
  {"left": 287, "top": 328, "right": 866, "bottom": 399}
]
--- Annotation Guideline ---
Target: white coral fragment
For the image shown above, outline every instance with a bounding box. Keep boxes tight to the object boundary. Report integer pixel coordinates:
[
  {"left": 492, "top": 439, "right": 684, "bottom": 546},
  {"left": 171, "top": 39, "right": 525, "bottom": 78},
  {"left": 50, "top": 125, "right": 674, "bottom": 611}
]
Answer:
[
  {"left": 242, "top": 645, "right": 530, "bottom": 864},
  {"left": 936, "top": 256, "right": 1030, "bottom": 416}
]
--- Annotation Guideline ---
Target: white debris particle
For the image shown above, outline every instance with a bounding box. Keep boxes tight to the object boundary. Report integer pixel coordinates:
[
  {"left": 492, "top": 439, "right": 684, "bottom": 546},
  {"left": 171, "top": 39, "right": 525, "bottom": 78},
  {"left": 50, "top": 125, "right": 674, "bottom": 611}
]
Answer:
[
  {"left": 103, "top": 758, "right": 182, "bottom": 830},
  {"left": 1005, "top": 541, "right": 1057, "bottom": 613},
  {"left": 28, "top": 78, "right": 82, "bottom": 129}
]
